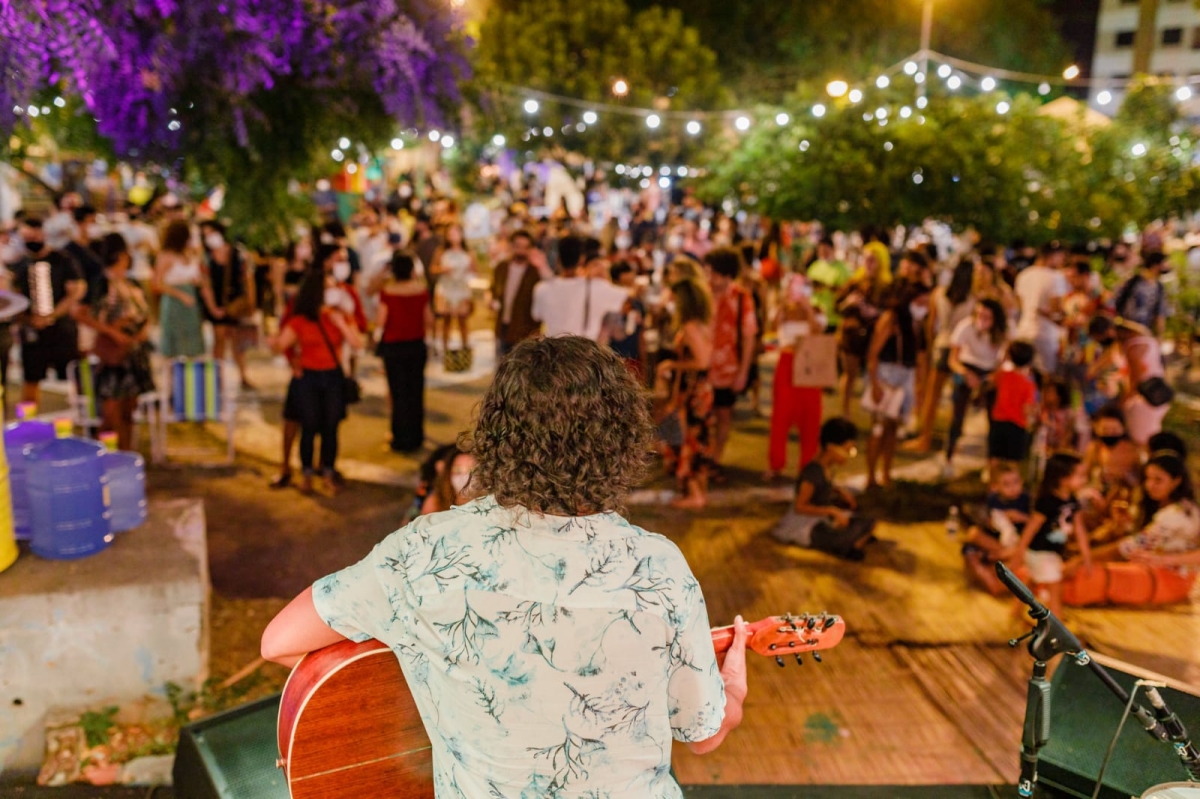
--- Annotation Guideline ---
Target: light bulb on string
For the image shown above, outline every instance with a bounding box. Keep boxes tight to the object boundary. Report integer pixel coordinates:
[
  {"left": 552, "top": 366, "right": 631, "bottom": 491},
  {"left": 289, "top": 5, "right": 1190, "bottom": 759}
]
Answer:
[
  {"left": 659, "top": 165, "right": 671, "bottom": 176},
  {"left": 575, "top": 122, "right": 586, "bottom": 132},
  {"left": 582, "top": 111, "right": 597, "bottom": 125},
  {"left": 639, "top": 178, "right": 650, "bottom": 189},
  {"left": 899, "top": 106, "right": 912, "bottom": 119},
  {"left": 875, "top": 107, "right": 888, "bottom": 120},
  {"left": 1063, "top": 65, "right": 1080, "bottom": 80},
  {"left": 1132, "top": 142, "right": 1147, "bottom": 157},
  {"left": 981, "top": 76, "right": 996, "bottom": 92},
  {"left": 543, "top": 126, "right": 553, "bottom": 137},
  {"left": 1176, "top": 86, "right": 1193, "bottom": 102},
  {"left": 863, "top": 112, "right": 873, "bottom": 122},
  {"left": 996, "top": 101, "right": 1010, "bottom": 114},
  {"left": 524, "top": 99, "right": 539, "bottom": 114},
  {"left": 848, "top": 89, "right": 863, "bottom": 104},
  {"left": 1038, "top": 83, "right": 1051, "bottom": 96},
  {"left": 826, "top": 80, "right": 848, "bottom": 98},
  {"left": 947, "top": 75, "right": 961, "bottom": 90},
  {"left": 799, "top": 140, "right": 810, "bottom": 152},
  {"left": 347, "top": 163, "right": 357, "bottom": 174},
  {"left": 391, "top": 138, "right": 404, "bottom": 150},
  {"left": 904, "top": 62, "right": 918, "bottom": 75},
  {"left": 775, "top": 112, "right": 790, "bottom": 125},
  {"left": 53, "top": 96, "right": 66, "bottom": 108},
  {"left": 884, "top": 141, "right": 893, "bottom": 151},
  {"left": 937, "top": 64, "right": 952, "bottom": 79},
  {"left": 338, "top": 137, "right": 351, "bottom": 149},
  {"left": 331, "top": 150, "right": 344, "bottom": 162},
  {"left": 914, "top": 72, "right": 925, "bottom": 85},
  {"left": 492, "top": 134, "right": 505, "bottom": 147},
  {"left": 916, "top": 96, "right": 928, "bottom": 109},
  {"left": 646, "top": 114, "right": 661, "bottom": 129},
  {"left": 686, "top": 120, "right": 702, "bottom": 135},
  {"left": 1097, "top": 90, "right": 1113, "bottom": 105},
  {"left": 658, "top": 177, "right": 671, "bottom": 189},
  {"left": 428, "top": 130, "right": 440, "bottom": 142},
  {"left": 876, "top": 75, "right": 890, "bottom": 89},
  {"left": 812, "top": 103, "right": 826, "bottom": 117},
  {"left": 612, "top": 79, "right": 629, "bottom": 97},
  {"left": 735, "top": 116, "right": 751, "bottom": 131},
  {"left": 615, "top": 165, "right": 625, "bottom": 175},
  {"left": 441, "top": 136, "right": 455, "bottom": 149},
  {"left": 677, "top": 166, "right": 688, "bottom": 177}
]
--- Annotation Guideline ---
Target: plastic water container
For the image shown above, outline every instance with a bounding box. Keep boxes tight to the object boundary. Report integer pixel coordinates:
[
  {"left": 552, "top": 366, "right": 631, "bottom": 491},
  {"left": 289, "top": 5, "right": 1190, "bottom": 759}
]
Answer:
[
  {"left": 0, "top": 401, "right": 16, "bottom": 574},
  {"left": 5, "top": 402, "right": 55, "bottom": 541},
  {"left": 99, "top": 432, "right": 147, "bottom": 533},
  {"left": 26, "top": 418, "right": 112, "bottom": 560}
]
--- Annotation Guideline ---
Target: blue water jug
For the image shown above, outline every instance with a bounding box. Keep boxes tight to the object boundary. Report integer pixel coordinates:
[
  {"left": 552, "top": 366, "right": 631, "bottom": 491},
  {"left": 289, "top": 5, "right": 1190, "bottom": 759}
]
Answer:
[
  {"left": 99, "top": 432, "right": 147, "bottom": 533},
  {"left": 26, "top": 419, "right": 112, "bottom": 560},
  {"left": 5, "top": 402, "right": 55, "bottom": 541}
]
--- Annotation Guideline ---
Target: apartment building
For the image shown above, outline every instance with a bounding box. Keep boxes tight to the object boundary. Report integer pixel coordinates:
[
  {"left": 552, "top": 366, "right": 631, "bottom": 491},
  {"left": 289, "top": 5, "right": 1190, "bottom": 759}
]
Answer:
[{"left": 1090, "top": 0, "right": 1200, "bottom": 111}]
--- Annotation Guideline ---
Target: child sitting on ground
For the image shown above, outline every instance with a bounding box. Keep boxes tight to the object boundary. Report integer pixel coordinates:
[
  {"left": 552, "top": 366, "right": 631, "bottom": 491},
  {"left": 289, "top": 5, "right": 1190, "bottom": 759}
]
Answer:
[
  {"left": 997, "top": 452, "right": 1094, "bottom": 617},
  {"left": 773, "top": 417, "right": 876, "bottom": 560},
  {"left": 961, "top": 462, "right": 1031, "bottom": 594}
]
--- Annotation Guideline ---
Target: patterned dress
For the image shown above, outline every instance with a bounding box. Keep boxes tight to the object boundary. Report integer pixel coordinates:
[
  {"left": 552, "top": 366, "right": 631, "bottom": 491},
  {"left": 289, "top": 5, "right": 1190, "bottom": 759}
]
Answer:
[
  {"left": 313, "top": 495, "right": 725, "bottom": 798},
  {"left": 94, "top": 279, "right": 155, "bottom": 400}
]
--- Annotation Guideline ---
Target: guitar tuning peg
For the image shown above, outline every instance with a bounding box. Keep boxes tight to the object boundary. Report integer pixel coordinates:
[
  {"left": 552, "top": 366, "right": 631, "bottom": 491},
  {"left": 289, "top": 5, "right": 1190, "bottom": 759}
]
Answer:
[
  {"left": 813, "top": 652, "right": 823, "bottom": 663},
  {"left": 794, "top": 654, "right": 803, "bottom": 665},
  {"left": 775, "top": 656, "right": 785, "bottom": 668},
  {"left": 806, "top": 617, "right": 817, "bottom": 630},
  {"left": 822, "top": 617, "right": 836, "bottom": 631}
]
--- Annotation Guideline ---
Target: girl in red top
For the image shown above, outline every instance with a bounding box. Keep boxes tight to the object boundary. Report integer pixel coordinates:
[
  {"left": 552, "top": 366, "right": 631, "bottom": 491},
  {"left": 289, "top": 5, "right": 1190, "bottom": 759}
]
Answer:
[
  {"left": 270, "top": 268, "right": 363, "bottom": 495},
  {"left": 376, "top": 251, "right": 433, "bottom": 453}
]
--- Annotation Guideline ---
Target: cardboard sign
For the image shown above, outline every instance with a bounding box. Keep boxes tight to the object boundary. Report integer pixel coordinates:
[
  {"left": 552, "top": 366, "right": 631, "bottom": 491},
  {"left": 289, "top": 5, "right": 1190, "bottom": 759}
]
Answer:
[{"left": 791, "top": 334, "right": 840, "bottom": 388}]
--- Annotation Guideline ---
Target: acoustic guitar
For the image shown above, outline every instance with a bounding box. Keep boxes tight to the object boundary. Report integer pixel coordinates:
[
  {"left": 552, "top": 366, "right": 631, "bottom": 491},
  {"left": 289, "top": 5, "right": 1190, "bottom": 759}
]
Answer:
[{"left": 277, "top": 612, "right": 845, "bottom": 798}]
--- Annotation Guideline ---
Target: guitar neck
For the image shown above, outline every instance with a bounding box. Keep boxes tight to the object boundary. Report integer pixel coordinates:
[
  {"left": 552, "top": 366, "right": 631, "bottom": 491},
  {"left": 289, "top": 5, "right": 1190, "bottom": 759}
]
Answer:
[{"left": 710, "top": 618, "right": 777, "bottom": 655}]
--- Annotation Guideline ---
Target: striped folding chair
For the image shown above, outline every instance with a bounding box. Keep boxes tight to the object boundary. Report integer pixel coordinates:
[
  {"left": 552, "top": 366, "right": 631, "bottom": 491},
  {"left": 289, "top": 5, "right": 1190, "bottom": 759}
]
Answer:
[
  {"left": 158, "top": 358, "right": 236, "bottom": 465},
  {"left": 66, "top": 356, "right": 163, "bottom": 460}
]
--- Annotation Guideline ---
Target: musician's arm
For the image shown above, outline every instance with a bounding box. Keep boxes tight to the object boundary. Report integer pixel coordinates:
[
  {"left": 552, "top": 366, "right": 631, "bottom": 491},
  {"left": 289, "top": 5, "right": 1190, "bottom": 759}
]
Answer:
[
  {"left": 261, "top": 587, "right": 349, "bottom": 668},
  {"left": 686, "top": 616, "right": 748, "bottom": 755}
]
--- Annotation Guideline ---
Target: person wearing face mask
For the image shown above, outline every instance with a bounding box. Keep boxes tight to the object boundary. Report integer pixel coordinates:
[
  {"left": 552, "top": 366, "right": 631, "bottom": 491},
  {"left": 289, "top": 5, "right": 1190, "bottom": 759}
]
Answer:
[
  {"left": 943, "top": 299, "right": 1008, "bottom": 477},
  {"left": 377, "top": 252, "right": 432, "bottom": 453},
  {"left": 201, "top": 220, "right": 255, "bottom": 390},
  {"left": 420, "top": 450, "right": 479, "bottom": 514},
  {"left": 65, "top": 205, "right": 105, "bottom": 307},
  {"left": 863, "top": 284, "right": 928, "bottom": 490},
  {"left": 269, "top": 268, "right": 363, "bottom": 495},
  {"left": 11, "top": 217, "right": 87, "bottom": 406},
  {"left": 153, "top": 220, "right": 209, "bottom": 359}
]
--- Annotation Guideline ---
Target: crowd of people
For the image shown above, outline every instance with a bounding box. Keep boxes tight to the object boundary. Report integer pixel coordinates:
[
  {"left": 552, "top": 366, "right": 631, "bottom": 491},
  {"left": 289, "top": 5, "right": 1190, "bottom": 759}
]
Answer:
[{"left": 3, "top": 174, "right": 1199, "bottom": 613}]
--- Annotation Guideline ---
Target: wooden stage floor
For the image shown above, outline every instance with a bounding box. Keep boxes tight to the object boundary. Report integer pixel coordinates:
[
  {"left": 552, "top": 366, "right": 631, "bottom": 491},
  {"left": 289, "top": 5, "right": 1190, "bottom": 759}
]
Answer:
[{"left": 624, "top": 503, "right": 1200, "bottom": 786}]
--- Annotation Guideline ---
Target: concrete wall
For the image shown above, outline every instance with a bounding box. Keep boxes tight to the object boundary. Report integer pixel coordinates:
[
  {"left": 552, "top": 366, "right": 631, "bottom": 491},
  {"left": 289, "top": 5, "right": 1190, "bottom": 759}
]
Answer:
[
  {"left": 1090, "top": 0, "right": 1200, "bottom": 112},
  {"left": 0, "top": 499, "right": 209, "bottom": 774}
]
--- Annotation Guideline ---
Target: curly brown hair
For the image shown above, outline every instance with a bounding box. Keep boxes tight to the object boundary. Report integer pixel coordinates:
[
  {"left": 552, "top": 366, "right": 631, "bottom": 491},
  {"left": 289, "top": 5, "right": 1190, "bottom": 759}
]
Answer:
[{"left": 464, "top": 336, "right": 654, "bottom": 516}]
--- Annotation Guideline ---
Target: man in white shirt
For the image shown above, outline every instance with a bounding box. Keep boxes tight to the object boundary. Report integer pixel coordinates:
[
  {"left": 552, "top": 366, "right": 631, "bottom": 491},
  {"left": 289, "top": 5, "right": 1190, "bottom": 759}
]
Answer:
[
  {"left": 1014, "top": 242, "right": 1068, "bottom": 375},
  {"left": 531, "top": 235, "right": 629, "bottom": 341}
]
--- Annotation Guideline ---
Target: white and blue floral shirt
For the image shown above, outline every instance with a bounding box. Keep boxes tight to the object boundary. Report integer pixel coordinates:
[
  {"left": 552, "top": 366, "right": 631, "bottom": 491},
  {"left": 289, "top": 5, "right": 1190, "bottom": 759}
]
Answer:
[{"left": 312, "top": 495, "right": 725, "bottom": 799}]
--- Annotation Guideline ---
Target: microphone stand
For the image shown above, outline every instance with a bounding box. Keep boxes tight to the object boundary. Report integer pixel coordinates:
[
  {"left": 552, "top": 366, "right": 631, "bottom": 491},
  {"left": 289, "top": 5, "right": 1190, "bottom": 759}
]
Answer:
[{"left": 994, "top": 562, "right": 1183, "bottom": 797}]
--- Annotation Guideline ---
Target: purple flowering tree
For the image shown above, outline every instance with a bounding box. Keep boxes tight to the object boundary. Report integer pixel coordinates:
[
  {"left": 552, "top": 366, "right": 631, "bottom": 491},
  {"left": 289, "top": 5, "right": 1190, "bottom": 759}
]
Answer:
[{"left": 1, "top": 0, "right": 469, "bottom": 240}]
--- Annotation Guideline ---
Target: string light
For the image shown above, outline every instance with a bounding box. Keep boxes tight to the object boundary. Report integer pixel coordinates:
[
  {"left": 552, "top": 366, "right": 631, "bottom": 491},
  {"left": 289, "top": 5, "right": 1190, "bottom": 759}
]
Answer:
[
  {"left": 848, "top": 89, "right": 863, "bottom": 103},
  {"left": 996, "top": 100, "right": 1010, "bottom": 114},
  {"left": 686, "top": 120, "right": 702, "bottom": 135},
  {"left": 916, "top": 96, "right": 928, "bottom": 109},
  {"left": 947, "top": 75, "right": 962, "bottom": 90},
  {"left": 524, "top": 98, "right": 539, "bottom": 113},
  {"left": 875, "top": 107, "right": 887, "bottom": 119},
  {"left": 441, "top": 135, "right": 455, "bottom": 149},
  {"left": 1038, "top": 83, "right": 1051, "bottom": 96},
  {"left": 775, "top": 112, "right": 790, "bottom": 125},
  {"left": 338, "top": 136, "right": 350, "bottom": 149},
  {"left": 826, "top": 80, "right": 848, "bottom": 98},
  {"left": 1097, "top": 90, "right": 1113, "bottom": 105},
  {"left": 491, "top": 134, "right": 505, "bottom": 147},
  {"left": 899, "top": 106, "right": 912, "bottom": 119},
  {"left": 914, "top": 72, "right": 925, "bottom": 85},
  {"left": 428, "top": 130, "right": 440, "bottom": 141},
  {"left": 735, "top": 115, "right": 751, "bottom": 131},
  {"left": 658, "top": 176, "right": 670, "bottom": 189},
  {"left": 937, "top": 64, "right": 952, "bottom": 79},
  {"left": 331, "top": 150, "right": 344, "bottom": 161},
  {"left": 876, "top": 75, "right": 890, "bottom": 89},
  {"left": 812, "top": 103, "right": 826, "bottom": 117},
  {"left": 677, "top": 166, "right": 688, "bottom": 177},
  {"left": 1131, "top": 142, "right": 1147, "bottom": 157},
  {"left": 981, "top": 76, "right": 996, "bottom": 91},
  {"left": 904, "top": 62, "right": 918, "bottom": 75},
  {"left": 542, "top": 126, "right": 552, "bottom": 136},
  {"left": 582, "top": 110, "right": 597, "bottom": 124},
  {"left": 799, "top": 140, "right": 810, "bottom": 152},
  {"left": 646, "top": 113, "right": 660, "bottom": 129},
  {"left": 1063, "top": 65, "right": 1080, "bottom": 80},
  {"left": 612, "top": 79, "right": 629, "bottom": 97},
  {"left": 1176, "top": 86, "right": 1192, "bottom": 102},
  {"left": 53, "top": 96, "right": 66, "bottom": 108}
]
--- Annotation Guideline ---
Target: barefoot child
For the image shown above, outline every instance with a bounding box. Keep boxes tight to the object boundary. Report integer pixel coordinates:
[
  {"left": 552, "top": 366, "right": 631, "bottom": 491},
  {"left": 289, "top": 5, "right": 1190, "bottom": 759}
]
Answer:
[{"left": 998, "top": 452, "right": 1093, "bottom": 617}]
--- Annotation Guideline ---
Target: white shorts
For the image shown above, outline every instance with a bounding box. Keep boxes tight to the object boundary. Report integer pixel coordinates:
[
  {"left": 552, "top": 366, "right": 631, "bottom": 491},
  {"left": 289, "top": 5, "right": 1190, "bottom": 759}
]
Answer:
[{"left": 1025, "top": 549, "right": 1064, "bottom": 585}]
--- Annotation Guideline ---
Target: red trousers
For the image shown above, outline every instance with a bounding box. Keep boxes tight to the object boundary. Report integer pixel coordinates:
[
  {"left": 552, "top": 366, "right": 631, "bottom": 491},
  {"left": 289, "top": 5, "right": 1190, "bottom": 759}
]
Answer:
[{"left": 769, "top": 350, "right": 824, "bottom": 473}]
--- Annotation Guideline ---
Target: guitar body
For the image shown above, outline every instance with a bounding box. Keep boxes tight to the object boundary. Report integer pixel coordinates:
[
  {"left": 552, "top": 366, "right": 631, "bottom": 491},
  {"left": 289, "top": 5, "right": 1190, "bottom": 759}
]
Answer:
[
  {"left": 277, "top": 639, "right": 433, "bottom": 798},
  {"left": 277, "top": 614, "right": 843, "bottom": 798}
]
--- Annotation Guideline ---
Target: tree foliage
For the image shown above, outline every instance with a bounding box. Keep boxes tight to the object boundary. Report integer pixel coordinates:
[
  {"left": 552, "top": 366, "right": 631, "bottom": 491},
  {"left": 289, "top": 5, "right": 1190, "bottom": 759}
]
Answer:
[
  {"left": 700, "top": 79, "right": 1200, "bottom": 244},
  {"left": 472, "top": 0, "right": 725, "bottom": 162},
  {"left": 1, "top": 0, "right": 469, "bottom": 245}
]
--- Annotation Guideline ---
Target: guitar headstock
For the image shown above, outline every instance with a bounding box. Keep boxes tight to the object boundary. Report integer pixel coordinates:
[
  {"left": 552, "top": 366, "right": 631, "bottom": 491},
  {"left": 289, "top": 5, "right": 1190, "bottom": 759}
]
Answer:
[{"left": 747, "top": 613, "right": 845, "bottom": 666}]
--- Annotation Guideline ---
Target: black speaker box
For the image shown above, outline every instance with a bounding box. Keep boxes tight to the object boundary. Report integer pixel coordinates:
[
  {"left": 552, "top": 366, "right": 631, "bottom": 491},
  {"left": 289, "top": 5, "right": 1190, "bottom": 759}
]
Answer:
[
  {"left": 173, "top": 693, "right": 287, "bottom": 799},
  {"left": 1039, "top": 653, "right": 1200, "bottom": 798}
]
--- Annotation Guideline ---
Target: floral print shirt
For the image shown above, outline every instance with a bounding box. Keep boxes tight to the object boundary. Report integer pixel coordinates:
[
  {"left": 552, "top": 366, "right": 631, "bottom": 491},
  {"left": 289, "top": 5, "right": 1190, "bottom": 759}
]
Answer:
[{"left": 312, "top": 496, "right": 725, "bottom": 799}]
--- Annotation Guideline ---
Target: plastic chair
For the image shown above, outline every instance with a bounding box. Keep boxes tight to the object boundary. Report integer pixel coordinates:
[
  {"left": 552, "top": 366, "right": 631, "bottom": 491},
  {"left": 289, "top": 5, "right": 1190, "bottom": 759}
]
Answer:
[
  {"left": 66, "top": 356, "right": 163, "bottom": 461},
  {"left": 156, "top": 358, "right": 236, "bottom": 465}
]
